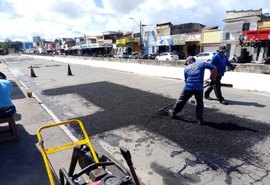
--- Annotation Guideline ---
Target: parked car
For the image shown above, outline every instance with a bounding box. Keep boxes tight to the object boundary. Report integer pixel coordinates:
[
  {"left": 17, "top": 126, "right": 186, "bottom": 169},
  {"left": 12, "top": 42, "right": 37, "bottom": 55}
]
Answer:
[
  {"left": 155, "top": 52, "right": 179, "bottom": 61},
  {"left": 141, "top": 54, "right": 150, "bottom": 59},
  {"left": 113, "top": 52, "right": 129, "bottom": 59},
  {"left": 194, "top": 52, "right": 216, "bottom": 62},
  {"left": 149, "top": 53, "right": 159, "bottom": 60},
  {"left": 129, "top": 52, "right": 141, "bottom": 59}
]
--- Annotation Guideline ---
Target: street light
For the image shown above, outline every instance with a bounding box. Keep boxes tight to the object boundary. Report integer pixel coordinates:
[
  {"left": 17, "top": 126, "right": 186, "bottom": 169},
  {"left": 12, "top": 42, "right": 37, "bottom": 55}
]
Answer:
[{"left": 129, "top": 17, "right": 143, "bottom": 55}]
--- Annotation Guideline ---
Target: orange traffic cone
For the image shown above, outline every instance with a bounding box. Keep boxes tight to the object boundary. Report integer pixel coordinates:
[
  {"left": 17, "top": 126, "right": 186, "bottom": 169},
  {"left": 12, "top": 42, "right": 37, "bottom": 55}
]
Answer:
[
  {"left": 30, "top": 66, "right": 37, "bottom": 77},
  {"left": 67, "top": 64, "right": 73, "bottom": 76}
]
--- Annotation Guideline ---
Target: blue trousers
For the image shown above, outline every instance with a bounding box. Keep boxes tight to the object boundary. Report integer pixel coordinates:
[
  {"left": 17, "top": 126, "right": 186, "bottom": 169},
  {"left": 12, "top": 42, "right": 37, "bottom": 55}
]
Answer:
[
  {"left": 172, "top": 90, "right": 204, "bottom": 121},
  {"left": 0, "top": 106, "right": 16, "bottom": 119}
]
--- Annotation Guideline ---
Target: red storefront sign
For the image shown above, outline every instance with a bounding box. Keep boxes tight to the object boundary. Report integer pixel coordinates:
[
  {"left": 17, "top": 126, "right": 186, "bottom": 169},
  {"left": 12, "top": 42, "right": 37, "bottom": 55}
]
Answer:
[
  {"left": 241, "top": 29, "right": 270, "bottom": 41},
  {"left": 47, "top": 43, "right": 56, "bottom": 51}
]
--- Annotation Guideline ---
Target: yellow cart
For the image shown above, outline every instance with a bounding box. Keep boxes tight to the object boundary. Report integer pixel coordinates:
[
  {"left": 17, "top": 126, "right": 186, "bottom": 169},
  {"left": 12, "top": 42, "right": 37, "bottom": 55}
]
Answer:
[{"left": 37, "top": 119, "right": 139, "bottom": 185}]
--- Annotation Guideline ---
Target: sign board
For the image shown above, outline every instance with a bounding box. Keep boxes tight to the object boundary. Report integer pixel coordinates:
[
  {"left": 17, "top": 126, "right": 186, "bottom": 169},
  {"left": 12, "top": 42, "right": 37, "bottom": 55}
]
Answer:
[
  {"left": 172, "top": 34, "right": 186, "bottom": 45},
  {"left": 241, "top": 29, "right": 270, "bottom": 41},
  {"left": 116, "top": 38, "right": 139, "bottom": 45},
  {"left": 185, "top": 33, "right": 201, "bottom": 42},
  {"left": 157, "top": 38, "right": 173, "bottom": 46},
  {"left": 80, "top": 43, "right": 112, "bottom": 49}
]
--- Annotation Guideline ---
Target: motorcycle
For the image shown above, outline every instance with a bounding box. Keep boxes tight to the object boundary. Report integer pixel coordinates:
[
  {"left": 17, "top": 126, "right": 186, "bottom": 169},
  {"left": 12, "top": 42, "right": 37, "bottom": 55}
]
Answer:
[{"left": 230, "top": 54, "right": 238, "bottom": 63}]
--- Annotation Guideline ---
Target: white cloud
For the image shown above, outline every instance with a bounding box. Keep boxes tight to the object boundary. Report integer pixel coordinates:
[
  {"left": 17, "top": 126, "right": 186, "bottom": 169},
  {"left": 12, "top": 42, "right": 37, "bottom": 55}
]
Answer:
[
  {"left": 102, "top": 0, "right": 145, "bottom": 14},
  {"left": 0, "top": 0, "right": 269, "bottom": 41},
  {"left": 94, "top": 15, "right": 107, "bottom": 23}
]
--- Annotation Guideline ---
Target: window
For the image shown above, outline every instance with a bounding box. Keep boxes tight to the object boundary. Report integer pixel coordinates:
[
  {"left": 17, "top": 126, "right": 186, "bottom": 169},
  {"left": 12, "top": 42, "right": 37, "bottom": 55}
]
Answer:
[
  {"left": 225, "top": 33, "right": 230, "bottom": 40},
  {"left": 226, "top": 44, "right": 231, "bottom": 58},
  {"left": 152, "top": 46, "right": 155, "bottom": 53},
  {"left": 242, "top": 23, "right": 250, "bottom": 31},
  {"left": 145, "top": 31, "right": 150, "bottom": 37},
  {"left": 133, "top": 33, "right": 141, "bottom": 38},
  {"left": 159, "top": 30, "right": 165, "bottom": 36}
]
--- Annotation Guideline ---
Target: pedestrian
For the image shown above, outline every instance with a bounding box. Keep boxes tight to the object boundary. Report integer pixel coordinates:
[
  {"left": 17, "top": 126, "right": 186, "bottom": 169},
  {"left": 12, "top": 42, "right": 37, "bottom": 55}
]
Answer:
[
  {"left": 169, "top": 56, "right": 217, "bottom": 125},
  {"left": 0, "top": 72, "right": 16, "bottom": 119},
  {"left": 204, "top": 46, "right": 235, "bottom": 105}
]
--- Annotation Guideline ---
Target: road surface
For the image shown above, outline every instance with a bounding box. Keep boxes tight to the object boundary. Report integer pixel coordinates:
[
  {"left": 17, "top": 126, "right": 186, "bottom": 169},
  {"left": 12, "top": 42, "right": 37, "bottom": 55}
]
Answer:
[{"left": 2, "top": 55, "right": 270, "bottom": 185}]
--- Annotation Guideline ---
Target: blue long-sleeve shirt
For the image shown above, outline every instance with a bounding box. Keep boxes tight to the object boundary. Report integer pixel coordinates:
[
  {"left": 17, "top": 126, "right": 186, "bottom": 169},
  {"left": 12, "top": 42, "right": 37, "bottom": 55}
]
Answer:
[
  {"left": 184, "top": 61, "right": 215, "bottom": 91},
  {"left": 0, "top": 80, "right": 14, "bottom": 107},
  {"left": 211, "top": 53, "right": 232, "bottom": 76}
]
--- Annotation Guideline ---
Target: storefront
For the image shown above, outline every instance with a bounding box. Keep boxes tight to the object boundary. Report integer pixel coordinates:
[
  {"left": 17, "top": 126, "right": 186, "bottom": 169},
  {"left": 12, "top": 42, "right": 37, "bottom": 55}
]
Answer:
[
  {"left": 184, "top": 33, "right": 201, "bottom": 57},
  {"left": 81, "top": 43, "right": 113, "bottom": 56},
  {"left": 201, "top": 43, "right": 220, "bottom": 53},
  {"left": 171, "top": 34, "right": 186, "bottom": 59},
  {"left": 115, "top": 38, "right": 140, "bottom": 54},
  {"left": 156, "top": 37, "right": 172, "bottom": 53},
  {"left": 240, "top": 29, "right": 270, "bottom": 62},
  {"left": 201, "top": 29, "right": 223, "bottom": 54}
]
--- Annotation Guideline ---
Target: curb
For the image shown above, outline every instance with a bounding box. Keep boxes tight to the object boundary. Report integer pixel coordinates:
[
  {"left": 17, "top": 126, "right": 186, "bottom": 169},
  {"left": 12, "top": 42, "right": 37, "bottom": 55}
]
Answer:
[{"left": 5, "top": 63, "right": 78, "bottom": 142}]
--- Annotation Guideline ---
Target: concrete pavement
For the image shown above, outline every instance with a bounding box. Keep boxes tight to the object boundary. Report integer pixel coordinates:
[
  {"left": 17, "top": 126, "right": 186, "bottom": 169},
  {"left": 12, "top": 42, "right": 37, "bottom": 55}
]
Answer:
[
  {"left": 0, "top": 60, "right": 72, "bottom": 185},
  {"left": 29, "top": 55, "right": 270, "bottom": 93}
]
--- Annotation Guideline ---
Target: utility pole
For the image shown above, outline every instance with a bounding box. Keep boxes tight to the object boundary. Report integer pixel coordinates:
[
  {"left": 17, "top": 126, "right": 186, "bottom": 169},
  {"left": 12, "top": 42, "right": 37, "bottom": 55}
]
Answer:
[
  {"left": 140, "top": 21, "right": 143, "bottom": 55},
  {"left": 129, "top": 17, "right": 143, "bottom": 55}
]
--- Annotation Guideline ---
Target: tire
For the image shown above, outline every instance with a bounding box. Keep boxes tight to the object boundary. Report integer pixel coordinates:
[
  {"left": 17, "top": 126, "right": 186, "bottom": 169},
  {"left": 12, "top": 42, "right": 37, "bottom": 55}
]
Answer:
[
  {"left": 207, "top": 59, "right": 211, "bottom": 63},
  {"left": 166, "top": 58, "right": 169, "bottom": 61}
]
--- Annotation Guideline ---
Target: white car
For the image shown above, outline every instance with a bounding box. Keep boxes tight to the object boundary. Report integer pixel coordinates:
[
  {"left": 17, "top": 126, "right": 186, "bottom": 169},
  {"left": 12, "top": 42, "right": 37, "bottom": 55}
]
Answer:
[
  {"left": 113, "top": 52, "right": 129, "bottom": 58},
  {"left": 129, "top": 52, "right": 141, "bottom": 59},
  {"left": 194, "top": 52, "right": 216, "bottom": 62},
  {"left": 155, "top": 52, "right": 179, "bottom": 61}
]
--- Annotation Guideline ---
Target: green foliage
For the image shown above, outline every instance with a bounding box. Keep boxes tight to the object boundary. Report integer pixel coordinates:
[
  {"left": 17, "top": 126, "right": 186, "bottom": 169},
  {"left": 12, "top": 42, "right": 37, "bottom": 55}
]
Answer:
[
  {"left": 0, "top": 40, "right": 23, "bottom": 52},
  {"left": 0, "top": 42, "right": 9, "bottom": 49}
]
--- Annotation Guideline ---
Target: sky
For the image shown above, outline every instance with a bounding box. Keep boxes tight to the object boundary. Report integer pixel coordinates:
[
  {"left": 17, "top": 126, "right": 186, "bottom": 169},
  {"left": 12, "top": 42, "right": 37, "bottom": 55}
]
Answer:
[{"left": 0, "top": 0, "right": 269, "bottom": 42}]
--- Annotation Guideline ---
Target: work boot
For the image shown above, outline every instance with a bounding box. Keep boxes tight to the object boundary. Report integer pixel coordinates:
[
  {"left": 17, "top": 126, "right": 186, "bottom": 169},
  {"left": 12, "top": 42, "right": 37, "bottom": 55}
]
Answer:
[
  {"left": 220, "top": 100, "right": 228, "bottom": 105},
  {"left": 168, "top": 109, "right": 176, "bottom": 119},
  {"left": 204, "top": 96, "right": 214, "bottom": 100}
]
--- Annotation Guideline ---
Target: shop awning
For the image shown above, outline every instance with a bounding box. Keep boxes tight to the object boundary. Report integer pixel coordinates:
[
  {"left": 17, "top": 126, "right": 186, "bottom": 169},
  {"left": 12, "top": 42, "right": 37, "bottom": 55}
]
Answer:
[
  {"left": 116, "top": 38, "right": 139, "bottom": 46},
  {"left": 81, "top": 43, "right": 112, "bottom": 49}
]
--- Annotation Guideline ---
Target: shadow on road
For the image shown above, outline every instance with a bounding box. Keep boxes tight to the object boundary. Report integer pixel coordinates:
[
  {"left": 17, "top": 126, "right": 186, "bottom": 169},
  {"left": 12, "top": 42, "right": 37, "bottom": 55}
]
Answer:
[
  {"left": 169, "top": 115, "right": 258, "bottom": 132},
  {"left": 198, "top": 121, "right": 258, "bottom": 132},
  {"left": 201, "top": 98, "right": 265, "bottom": 108},
  {"left": 0, "top": 124, "right": 49, "bottom": 185},
  {"left": 11, "top": 81, "right": 26, "bottom": 100},
  {"left": 43, "top": 81, "right": 270, "bottom": 184},
  {"left": 227, "top": 99, "right": 266, "bottom": 107}
]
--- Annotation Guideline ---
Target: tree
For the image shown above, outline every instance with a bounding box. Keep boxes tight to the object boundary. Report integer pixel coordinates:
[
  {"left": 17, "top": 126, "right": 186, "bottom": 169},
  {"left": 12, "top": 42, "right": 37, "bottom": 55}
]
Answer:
[
  {"left": 0, "top": 40, "right": 23, "bottom": 53},
  {"left": 10, "top": 41, "right": 23, "bottom": 52}
]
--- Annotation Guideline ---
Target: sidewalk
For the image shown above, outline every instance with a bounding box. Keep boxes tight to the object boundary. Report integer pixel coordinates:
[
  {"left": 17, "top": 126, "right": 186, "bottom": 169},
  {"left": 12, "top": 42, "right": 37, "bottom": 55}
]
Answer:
[
  {"left": 30, "top": 55, "right": 270, "bottom": 93},
  {"left": 0, "top": 61, "right": 72, "bottom": 185}
]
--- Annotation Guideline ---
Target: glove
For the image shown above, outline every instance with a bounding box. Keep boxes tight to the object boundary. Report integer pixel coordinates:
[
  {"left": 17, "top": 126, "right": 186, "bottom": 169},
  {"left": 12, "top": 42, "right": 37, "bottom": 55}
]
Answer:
[{"left": 231, "top": 64, "right": 236, "bottom": 71}]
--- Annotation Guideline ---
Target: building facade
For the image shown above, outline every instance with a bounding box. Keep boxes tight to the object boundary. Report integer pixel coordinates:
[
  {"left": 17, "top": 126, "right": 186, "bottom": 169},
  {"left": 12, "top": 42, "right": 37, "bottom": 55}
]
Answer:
[
  {"left": 171, "top": 23, "right": 206, "bottom": 58},
  {"left": 142, "top": 24, "right": 158, "bottom": 55},
  {"left": 23, "top": 42, "right": 33, "bottom": 50},
  {"left": 156, "top": 22, "right": 172, "bottom": 53},
  {"left": 201, "top": 29, "right": 223, "bottom": 53},
  {"left": 240, "top": 15, "right": 270, "bottom": 63},
  {"left": 32, "top": 36, "right": 41, "bottom": 42},
  {"left": 223, "top": 9, "right": 262, "bottom": 61}
]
